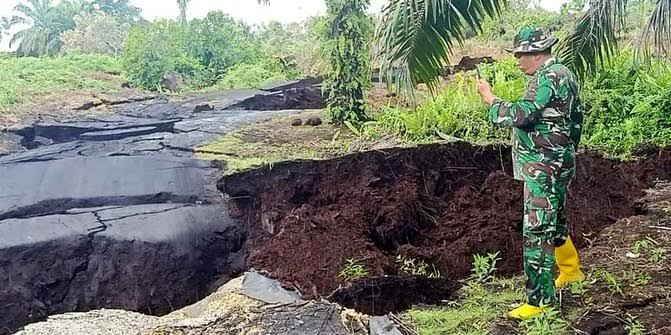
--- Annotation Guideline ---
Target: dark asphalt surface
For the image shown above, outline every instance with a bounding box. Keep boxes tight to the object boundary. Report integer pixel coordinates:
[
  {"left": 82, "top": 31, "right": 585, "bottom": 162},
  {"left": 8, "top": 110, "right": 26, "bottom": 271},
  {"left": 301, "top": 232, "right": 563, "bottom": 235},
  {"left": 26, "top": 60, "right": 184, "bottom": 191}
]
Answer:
[{"left": 0, "top": 86, "right": 307, "bottom": 334}]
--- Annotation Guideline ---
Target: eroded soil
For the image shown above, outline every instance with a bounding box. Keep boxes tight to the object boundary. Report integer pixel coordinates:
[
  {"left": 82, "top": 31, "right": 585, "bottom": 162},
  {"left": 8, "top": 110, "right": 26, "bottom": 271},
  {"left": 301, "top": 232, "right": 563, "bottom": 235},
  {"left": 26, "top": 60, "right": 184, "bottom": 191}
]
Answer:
[{"left": 221, "top": 143, "right": 671, "bottom": 315}]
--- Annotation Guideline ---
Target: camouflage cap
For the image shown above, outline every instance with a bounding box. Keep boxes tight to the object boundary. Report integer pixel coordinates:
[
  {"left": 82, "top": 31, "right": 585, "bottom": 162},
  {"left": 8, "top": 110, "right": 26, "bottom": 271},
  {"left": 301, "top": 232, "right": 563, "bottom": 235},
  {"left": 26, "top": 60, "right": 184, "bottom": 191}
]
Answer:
[{"left": 506, "top": 27, "right": 558, "bottom": 54}]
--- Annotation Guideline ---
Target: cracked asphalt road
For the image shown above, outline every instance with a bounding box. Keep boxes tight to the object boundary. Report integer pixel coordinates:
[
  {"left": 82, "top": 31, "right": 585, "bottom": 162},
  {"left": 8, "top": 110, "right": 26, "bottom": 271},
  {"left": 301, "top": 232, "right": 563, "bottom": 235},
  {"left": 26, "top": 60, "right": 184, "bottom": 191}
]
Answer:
[{"left": 0, "top": 86, "right": 309, "bottom": 334}]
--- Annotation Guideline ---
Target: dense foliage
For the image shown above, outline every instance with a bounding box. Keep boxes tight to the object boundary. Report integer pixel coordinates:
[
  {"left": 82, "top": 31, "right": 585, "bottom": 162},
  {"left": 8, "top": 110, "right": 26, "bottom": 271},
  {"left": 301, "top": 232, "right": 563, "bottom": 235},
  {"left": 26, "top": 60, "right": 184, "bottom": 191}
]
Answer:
[
  {"left": 367, "top": 51, "right": 671, "bottom": 158},
  {"left": 366, "top": 58, "right": 525, "bottom": 143},
  {"left": 323, "top": 0, "right": 373, "bottom": 124},
  {"left": 479, "top": 1, "right": 566, "bottom": 43},
  {"left": 121, "top": 13, "right": 323, "bottom": 91},
  {"left": 1, "top": 0, "right": 141, "bottom": 56},
  {"left": 121, "top": 13, "right": 259, "bottom": 90},
  {"left": 61, "top": 11, "right": 129, "bottom": 55},
  {"left": 581, "top": 51, "right": 671, "bottom": 157}
]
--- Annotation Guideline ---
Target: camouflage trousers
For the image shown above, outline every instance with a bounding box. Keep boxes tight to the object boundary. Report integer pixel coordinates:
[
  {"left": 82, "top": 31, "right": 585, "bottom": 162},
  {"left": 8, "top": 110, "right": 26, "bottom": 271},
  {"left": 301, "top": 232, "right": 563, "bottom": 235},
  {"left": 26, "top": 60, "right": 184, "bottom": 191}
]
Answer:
[{"left": 520, "top": 161, "right": 574, "bottom": 307}]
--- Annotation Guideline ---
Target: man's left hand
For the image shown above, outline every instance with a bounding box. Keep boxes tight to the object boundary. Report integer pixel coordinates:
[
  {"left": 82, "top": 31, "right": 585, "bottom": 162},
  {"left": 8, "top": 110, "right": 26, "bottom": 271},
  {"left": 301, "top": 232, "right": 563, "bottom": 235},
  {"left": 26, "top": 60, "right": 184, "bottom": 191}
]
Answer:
[{"left": 476, "top": 79, "right": 495, "bottom": 105}]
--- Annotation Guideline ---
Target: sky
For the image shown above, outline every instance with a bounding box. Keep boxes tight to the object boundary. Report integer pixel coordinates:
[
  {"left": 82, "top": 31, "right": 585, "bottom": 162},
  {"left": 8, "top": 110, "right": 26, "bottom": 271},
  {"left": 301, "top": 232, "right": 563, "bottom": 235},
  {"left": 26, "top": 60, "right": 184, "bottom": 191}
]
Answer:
[{"left": 0, "top": 0, "right": 569, "bottom": 51}]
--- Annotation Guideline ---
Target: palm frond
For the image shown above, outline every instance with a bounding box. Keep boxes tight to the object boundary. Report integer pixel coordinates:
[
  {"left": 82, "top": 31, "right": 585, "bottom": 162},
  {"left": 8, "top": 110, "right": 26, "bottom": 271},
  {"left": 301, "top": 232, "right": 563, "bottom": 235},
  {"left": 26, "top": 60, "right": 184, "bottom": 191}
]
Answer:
[
  {"left": 375, "top": 0, "right": 507, "bottom": 100},
  {"left": 9, "top": 29, "right": 27, "bottom": 48},
  {"left": 555, "top": 0, "right": 628, "bottom": 81},
  {"left": 637, "top": 0, "right": 671, "bottom": 57}
]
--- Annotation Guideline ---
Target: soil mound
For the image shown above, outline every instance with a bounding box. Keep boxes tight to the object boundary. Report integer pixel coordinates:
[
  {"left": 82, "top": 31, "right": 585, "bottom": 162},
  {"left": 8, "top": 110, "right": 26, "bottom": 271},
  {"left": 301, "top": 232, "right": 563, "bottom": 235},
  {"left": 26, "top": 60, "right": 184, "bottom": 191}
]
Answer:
[{"left": 221, "top": 142, "right": 671, "bottom": 313}]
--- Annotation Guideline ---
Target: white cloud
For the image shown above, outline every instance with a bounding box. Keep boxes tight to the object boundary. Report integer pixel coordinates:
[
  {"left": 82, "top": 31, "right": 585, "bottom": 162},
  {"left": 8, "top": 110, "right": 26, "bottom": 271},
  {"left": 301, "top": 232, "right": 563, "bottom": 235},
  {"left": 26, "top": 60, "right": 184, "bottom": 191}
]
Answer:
[{"left": 1, "top": 0, "right": 568, "bottom": 51}]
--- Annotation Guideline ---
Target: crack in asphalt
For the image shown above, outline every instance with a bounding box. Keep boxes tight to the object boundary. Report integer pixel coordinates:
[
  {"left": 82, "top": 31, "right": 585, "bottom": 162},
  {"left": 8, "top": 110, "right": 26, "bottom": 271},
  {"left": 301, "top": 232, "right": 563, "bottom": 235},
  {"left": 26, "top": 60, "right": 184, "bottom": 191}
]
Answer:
[
  {"left": 95, "top": 204, "right": 192, "bottom": 223},
  {"left": 0, "top": 194, "right": 210, "bottom": 221}
]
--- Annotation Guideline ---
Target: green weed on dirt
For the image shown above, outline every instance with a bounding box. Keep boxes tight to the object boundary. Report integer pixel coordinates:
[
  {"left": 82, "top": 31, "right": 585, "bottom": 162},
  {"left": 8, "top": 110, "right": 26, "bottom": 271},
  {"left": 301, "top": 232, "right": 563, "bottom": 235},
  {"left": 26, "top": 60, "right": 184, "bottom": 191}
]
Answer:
[
  {"left": 403, "top": 277, "right": 524, "bottom": 335},
  {"left": 0, "top": 53, "right": 122, "bottom": 110},
  {"left": 195, "top": 111, "right": 363, "bottom": 174}
]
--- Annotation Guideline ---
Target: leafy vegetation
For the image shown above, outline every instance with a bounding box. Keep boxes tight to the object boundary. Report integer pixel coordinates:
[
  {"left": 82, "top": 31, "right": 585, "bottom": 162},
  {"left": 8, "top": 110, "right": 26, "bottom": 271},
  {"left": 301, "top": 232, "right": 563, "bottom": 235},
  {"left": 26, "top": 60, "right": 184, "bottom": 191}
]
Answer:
[
  {"left": 580, "top": 50, "right": 671, "bottom": 157},
  {"left": 1, "top": 0, "right": 141, "bottom": 56},
  {"left": 375, "top": 0, "right": 671, "bottom": 94},
  {"left": 469, "top": 252, "right": 502, "bottom": 283},
  {"left": 479, "top": 0, "right": 566, "bottom": 43},
  {"left": 362, "top": 49, "right": 671, "bottom": 158},
  {"left": 120, "top": 13, "right": 327, "bottom": 91},
  {"left": 395, "top": 255, "right": 441, "bottom": 278},
  {"left": 625, "top": 314, "right": 648, "bottom": 335},
  {"left": 60, "top": 11, "right": 129, "bottom": 55},
  {"left": 363, "top": 58, "right": 523, "bottom": 143},
  {"left": 323, "top": 0, "right": 373, "bottom": 124},
  {"left": 338, "top": 258, "right": 369, "bottom": 283},
  {"left": 519, "top": 308, "right": 568, "bottom": 335},
  {"left": 121, "top": 13, "right": 258, "bottom": 90}
]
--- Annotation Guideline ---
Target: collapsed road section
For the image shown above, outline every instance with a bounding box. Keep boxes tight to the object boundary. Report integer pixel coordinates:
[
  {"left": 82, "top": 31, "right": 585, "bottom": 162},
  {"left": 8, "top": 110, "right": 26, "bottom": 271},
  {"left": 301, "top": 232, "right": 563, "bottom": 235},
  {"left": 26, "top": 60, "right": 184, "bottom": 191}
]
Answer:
[
  {"left": 0, "top": 80, "right": 323, "bottom": 335},
  {"left": 221, "top": 142, "right": 671, "bottom": 314}
]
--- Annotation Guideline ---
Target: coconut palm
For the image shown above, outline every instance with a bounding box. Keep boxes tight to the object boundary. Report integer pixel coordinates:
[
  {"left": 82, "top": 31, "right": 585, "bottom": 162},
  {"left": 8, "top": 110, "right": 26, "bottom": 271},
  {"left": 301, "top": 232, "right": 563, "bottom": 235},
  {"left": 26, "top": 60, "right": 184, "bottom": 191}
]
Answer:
[
  {"left": 5, "top": 0, "right": 82, "bottom": 56},
  {"left": 89, "top": 0, "right": 142, "bottom": 23},
  {"left": 376, "top": 0, "right": 671, "bottom": 96}
]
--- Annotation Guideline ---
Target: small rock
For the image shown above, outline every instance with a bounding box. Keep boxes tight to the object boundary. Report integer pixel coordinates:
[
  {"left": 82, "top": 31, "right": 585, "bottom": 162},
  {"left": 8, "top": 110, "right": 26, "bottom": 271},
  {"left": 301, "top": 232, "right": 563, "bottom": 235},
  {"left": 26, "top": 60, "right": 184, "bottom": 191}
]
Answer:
[
  {"left": 291, "top": 119, "right": 303, "bottom": 126},
  {"left": 369, "top": 315, "right": 403, "bottom": 335},
  {"left": 76, "top": 101, "right": 100, "bottom": 111},
  {"left": 193, "top": 104, "right": 214, "bottom": 113},
  {"left": 160, "top": 71, "right": 183, "bottom": 92},
  {"left": 33, "top": 136, "right": 54, "bottom": 147},
  {"left": 626, "top": 251, "right": 640, "bottom": 259},
  {"left": 241, "top": 271, "right": 302, "bottom": 304},
  {"left": 305, "top": 117, "right": 322, "bottom": 126}
]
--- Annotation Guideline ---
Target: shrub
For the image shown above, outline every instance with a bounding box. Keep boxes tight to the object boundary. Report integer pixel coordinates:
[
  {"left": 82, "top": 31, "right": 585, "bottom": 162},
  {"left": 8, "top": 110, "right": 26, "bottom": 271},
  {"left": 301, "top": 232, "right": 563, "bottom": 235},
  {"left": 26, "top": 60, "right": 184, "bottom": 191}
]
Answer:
[
  {"left": 61, "top": 11, "right": 129, "bottom": 55},
  {"left": 368, "top": 57, "right": 525, "bottom": 142},
  {"left": 581, "top": 50, "right": 671, "bottom": 158},
  {"left": 121, "top": 12, "right": 257, "bottom": 90},
  {"left": 121, "top": 20, "right": 187, "bottom": 90},
  {"left": 186, "top": 12, "right": 257, "bottom": 82},
  {"left": 369, "top": 50, "right": 671, "bottom": 158},
  {"left": 214, "top": 62, "right": 287, "bottom": 90}
]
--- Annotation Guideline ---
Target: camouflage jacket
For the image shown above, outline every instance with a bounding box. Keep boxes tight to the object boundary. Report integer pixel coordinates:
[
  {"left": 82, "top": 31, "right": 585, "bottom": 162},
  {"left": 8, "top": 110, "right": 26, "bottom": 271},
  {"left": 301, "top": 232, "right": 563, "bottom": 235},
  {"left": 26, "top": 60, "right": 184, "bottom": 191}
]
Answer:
[{"left": 489, "top": 57, "right": 583, "bottom": 181}]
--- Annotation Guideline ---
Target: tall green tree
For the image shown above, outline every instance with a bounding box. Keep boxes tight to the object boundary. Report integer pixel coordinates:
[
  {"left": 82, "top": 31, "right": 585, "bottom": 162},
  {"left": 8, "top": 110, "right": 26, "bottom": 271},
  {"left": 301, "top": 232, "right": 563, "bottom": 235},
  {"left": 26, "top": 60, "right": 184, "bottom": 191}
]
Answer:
[
  {"left": 376, "top": 0, "right": 671, "bottom": 96},
  {"left": 323, "top": 0, "right": 373, "bottom": 124},
  {"left": 4, "top": 0, "right": 83, "bottom": 56},
  {"left": 89, "top": 0, "right": 142, "bottom": 23}
]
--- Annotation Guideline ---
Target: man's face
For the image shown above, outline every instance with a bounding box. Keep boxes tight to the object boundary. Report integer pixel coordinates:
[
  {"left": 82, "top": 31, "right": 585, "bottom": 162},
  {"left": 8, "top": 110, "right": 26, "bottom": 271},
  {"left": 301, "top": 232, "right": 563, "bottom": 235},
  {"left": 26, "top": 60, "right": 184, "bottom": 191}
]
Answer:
[{"left": 515, "top": 53, "right": 540, "bottom": 75}]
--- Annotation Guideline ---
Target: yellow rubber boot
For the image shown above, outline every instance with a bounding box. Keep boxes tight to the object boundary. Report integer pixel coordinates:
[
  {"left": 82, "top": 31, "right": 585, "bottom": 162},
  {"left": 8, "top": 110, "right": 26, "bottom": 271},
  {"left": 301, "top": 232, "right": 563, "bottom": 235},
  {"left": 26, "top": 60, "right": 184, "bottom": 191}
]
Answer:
[
  {"left": 508, "top": 304, "right": 544, "bottom": 319},
  {"left": 555, "top": 237, "right": 585, "bottom": 289}
]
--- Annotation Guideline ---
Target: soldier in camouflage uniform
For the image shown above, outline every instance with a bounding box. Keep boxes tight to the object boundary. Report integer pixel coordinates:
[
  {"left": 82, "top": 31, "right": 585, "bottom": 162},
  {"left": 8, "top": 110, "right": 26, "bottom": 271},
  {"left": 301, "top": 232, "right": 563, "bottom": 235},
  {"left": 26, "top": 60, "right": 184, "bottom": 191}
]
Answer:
[{"left": 476, "top": 27, "right": 586, "bottom": 319}]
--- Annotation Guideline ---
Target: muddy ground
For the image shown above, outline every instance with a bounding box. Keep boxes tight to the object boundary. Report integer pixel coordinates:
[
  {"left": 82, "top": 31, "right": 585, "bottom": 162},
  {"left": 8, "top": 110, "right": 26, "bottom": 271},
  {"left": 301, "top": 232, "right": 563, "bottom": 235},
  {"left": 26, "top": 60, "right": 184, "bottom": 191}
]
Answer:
[{"left": 221, "top": 142, "right": 671, "bottom": 315}]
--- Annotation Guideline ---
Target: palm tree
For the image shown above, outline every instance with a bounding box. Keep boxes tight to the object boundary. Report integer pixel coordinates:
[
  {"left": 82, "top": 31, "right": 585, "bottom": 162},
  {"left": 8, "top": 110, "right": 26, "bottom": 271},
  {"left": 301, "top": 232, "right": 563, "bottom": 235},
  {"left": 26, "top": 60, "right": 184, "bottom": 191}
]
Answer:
[
  {"left": 90, "top": 0, "right": 142, "bottom": 23},
  {"left": 376, "top": 0, "right": 671, "bottom": 96},
  {"left": 177, "top": 0, "right": 190, "bottom": 25},
  {"left": 5, "top": 0, "right": 80, "bottom": 56}
]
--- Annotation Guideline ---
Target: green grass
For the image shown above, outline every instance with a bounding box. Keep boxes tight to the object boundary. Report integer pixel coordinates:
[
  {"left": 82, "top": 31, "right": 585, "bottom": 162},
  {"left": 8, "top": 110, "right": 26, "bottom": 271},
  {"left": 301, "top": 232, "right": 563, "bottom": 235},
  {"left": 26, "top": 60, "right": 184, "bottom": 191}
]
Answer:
[
  {"left": 196, "top": 133, "right": 322, "bottom": 173},
  {"left": 403, "top": 277, "right": 524, "bottom": 335},
  {"left": 364, "top": 57, "right": 524, "bottom": 144},
  {"left": 195, "top": 112, "right": 358, "bottom": 174},
  {"left": 0, "top": 53, "right": 122, "bottom": 110}
]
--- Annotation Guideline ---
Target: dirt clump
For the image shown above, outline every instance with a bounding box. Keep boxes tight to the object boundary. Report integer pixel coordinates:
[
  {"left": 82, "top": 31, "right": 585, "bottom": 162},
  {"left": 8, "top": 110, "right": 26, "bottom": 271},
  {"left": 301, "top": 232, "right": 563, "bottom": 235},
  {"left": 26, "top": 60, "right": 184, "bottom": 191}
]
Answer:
[
  {"left": 221, "top": 143, "right": 671, "bottom": 314},
  {"left": 328, "top": 275, "right": 461, "bottom": 315}
]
